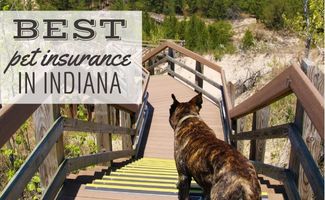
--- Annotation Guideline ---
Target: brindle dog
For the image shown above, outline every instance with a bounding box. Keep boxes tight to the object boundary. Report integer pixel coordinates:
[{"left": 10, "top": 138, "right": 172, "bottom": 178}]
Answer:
[{"left": 169, "top": 93, "right": 261, "bottom": 200}]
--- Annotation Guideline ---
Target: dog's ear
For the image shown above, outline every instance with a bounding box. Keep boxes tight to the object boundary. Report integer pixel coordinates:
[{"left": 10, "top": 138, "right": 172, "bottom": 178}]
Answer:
[
  {"left": 171, "top": 94, "right": 179, "bottom": 104},
  {"left": 190, "top": 93, "right": 202, "bottom": 110},
  {"left": 170, "top": 94, "right": 179, "bottom": 116}
]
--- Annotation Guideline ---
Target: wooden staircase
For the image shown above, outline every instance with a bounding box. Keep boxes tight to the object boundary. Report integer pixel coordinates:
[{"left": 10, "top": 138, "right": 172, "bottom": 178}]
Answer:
[
  {"left": 59, "top": 158, "right": 285, "bottom": 200},
  {"left": 0, "top": 42, "right": 323, "bottom": 200}
]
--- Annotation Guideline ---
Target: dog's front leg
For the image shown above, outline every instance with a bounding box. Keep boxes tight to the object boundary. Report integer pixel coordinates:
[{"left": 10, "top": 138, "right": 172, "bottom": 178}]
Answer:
[{"left": 177, "top": 174, "right": 191, "bottom": 200}]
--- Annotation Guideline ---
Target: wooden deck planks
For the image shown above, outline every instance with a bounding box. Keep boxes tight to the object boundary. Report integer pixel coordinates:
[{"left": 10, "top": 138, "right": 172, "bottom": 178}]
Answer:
[{"left": 144, "top": 75, "right": 223, "bottom": 159}]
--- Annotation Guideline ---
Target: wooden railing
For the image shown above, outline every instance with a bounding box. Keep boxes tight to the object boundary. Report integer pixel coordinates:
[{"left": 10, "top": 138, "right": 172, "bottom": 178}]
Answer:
[
  {"left": 229, "top": 62, "right": 324, "bottom": 200},
  {"left": 143, "top": 42, "right": 324, "bottom": 199},
  {"left": 0, "top": 94, "right": 151, "bottom": 199},
  {"left": 0, "top": 65, "right": 151, "bottom": 199},
  {"left": 142, "top": 41, "right": 232, "bottom": 142}
]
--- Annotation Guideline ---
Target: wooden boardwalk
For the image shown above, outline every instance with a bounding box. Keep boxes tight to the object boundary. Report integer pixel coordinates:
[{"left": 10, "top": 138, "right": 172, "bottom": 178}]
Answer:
[{"left": 144, "top": 75, "right": 223, "bottom": 159}]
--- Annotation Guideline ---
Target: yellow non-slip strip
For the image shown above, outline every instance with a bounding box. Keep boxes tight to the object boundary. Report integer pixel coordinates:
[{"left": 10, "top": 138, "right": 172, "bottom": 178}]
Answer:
[
  {"left": 123, "top": 166, "right": 177, "bottom": 172},
  {"left": 94, "top": 179, "right": 201, "bottom": 189},
  {"left": 261, "top": 192, "right": 268, "bottom": 197},
  {"left": 119, "top": 168, "right": 177, "bottom": 173},
  {"left": 103, "top": 175, "right": 196, "bottom": 184},
  {"left": 137, "top": 159, "right": 175, "bottom": 163},
  {"left": 116, "top": 169, "right": 178, "bottom": 175},
  {"left": 130, "top": 163, "right": 176, "bottom": 168},
  {"left": 86, "top": 184, "right": 203, "bottom": 194},
  {"left": 131, "top": 162, "right": 176, "bottom": 167},
  {"left": 135, "top": 160, "right": 175, "bottom": 164},
  {"left": 111, "top": 172, "right": 177, "bottom": 179},
  {"left": 94, "top": 179, "right": 178, "bottom": 188},
  {"left": 87, "top": 183, "right": 179, "bottom": 193}
]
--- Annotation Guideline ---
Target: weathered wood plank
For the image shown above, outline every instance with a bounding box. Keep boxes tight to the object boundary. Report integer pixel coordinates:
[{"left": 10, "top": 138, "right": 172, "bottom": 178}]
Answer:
[
  {"left": 0, "top": 104, "right": 39, "bottom": 148},
  {"left": 95, "top": 104, "right": 112, "bottom": 166},
  {"left": 67, "top": 150, "right": 135, "bottom": 172},
  {"left": 232, "top": 123, "right": 289, "bottom": 140},
  {"left": 290, "top": 64, "right": 324, "bottom": 138},
  {"left": 120, "top": 110, "right": 133, "bottom": 151},
  {"left": 53, "top": 105, "right": 65, "bottom": 167},
  {"left": 0, "top": 117, "right": 64, "bottom": 200},
  {"left": 249, "top": 107, "right": 270, "bottom": 162},
  {"left": 298, "top": 60, "right": 324, "bottom": 199},
  {"left": 33, "top": 105, "right": 60, "bottom": 189},
  {"left": 288, "top": 125, "right": 324, "bottom": 199},
  {"left": 63, "top": 118, "right": 135, "bottom": 135},
  {"left": 234, "top": 117, "right": 245, "bottom": 152},
  {"left": 166, "top": 56, "right": 222, "bottom": 90}
]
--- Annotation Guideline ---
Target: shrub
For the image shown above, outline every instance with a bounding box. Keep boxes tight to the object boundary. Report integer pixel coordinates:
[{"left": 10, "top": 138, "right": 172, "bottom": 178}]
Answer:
[{"left": 241, "top": 29, "right": 254, "bottom": 50}]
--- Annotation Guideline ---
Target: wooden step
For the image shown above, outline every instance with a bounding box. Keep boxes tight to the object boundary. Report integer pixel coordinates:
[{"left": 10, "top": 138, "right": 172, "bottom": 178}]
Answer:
[{"left": 60, "top": 158, "right": 286, "bottom": 200}]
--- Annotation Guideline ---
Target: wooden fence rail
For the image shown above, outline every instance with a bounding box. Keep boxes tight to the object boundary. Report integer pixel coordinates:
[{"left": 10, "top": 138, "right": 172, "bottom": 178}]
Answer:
[
  {"left": 229, "top": 61, "right": 324, "bottom": 199},
  {"left": 0, "top": 66, "right": 151, "bottom": 199}
]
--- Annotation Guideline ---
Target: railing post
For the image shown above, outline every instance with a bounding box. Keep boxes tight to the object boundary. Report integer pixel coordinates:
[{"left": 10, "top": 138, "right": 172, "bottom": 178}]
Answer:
[
  {"left": 249, "top": 107, "right": 269, "bottom": 162},
  {"left": 54, "top": 105, "right": 64, "bottom": 167},
  {"left": 148, "top": 58, "right": 154, "bottom": 75},
  {"left": 167, "top": 48, "right": 174, "bottom": 77},
  {"left": 95, "top": 104, "right": 112, "bottom": 166},
  {"left": 195, "top": 61, "right": 203, "bottom": 89},
  {"left": 32, "top": 104, "right": 62, "bottom": 189},
  {"left": 120, "top": 110, "right": 133, "bottom": 155},
  {"left": 297, "top": 59, "right": 324, "bottom": 199}
]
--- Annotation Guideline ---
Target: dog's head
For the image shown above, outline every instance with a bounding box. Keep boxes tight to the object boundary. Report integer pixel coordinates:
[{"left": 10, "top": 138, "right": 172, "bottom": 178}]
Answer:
[{"left": 169, "top": 93, "right": 203, "bottom": 130}]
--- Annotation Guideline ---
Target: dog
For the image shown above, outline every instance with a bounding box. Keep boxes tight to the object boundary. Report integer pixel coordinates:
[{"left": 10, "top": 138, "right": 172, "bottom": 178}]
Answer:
[{"left": 169, "top": 93, "right": 261, "bottom": 200}]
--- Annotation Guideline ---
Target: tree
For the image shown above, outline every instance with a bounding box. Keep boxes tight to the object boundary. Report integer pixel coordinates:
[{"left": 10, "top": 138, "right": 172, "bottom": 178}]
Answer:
[
  {"left": 163, "top": 14, "right": 178, "bottom": 39},
  {"left": 163, "top": 0, "right": 175, "bottom": 15},
  {"left": 283, "top": 0, "right": 324, "bottom": 50},
  {"left": 208, "top": 21, "right": 233, "bottom": 49}
]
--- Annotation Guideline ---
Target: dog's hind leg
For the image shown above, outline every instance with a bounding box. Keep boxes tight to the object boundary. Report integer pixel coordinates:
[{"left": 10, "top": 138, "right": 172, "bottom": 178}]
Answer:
[{"left": 177, "top": 174, "right": 191, "bottom": 200}]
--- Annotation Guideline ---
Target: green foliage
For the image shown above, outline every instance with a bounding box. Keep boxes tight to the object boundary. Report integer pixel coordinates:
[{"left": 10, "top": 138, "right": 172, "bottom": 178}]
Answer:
[
  {"left": 64, "top": 133, "right": 97, "bottom": 158},
  {"left": 163, "top": 14, "right": 178, "bottom": 39},
  {"left": 257, "top": 0, "right": 303, "bottom": 29},
  {"left": 185, "top": 15, "right": 209, "bottom": 53},
  {"left": 208, "top": 21, "right": 233, "bottom": 50},
  {"left": 283, "top": 0, "right": 324, "bottom": 48},
  {"left": 241, "top": 29, "right": 254, "bottom": 50},
  {"left": 111, "top": 0, "right": 128, "bottom": 10},
  {"left": 1, "top": 0, "right": 24, "bottom": 10},
  {"left": 76, "top": 105, "right": 88, "bottom": 121}
]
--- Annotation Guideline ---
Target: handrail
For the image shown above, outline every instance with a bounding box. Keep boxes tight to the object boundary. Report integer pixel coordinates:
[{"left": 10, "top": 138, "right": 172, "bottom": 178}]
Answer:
[
  {"left": 0, "top": 117, "right": 138, "bottom": 200},
  {"left": 166, "top": 56, "right": 222, "bottom": 90},
  {"left": 229, "top": 64, "right": 324, "bottom": 139},
  {"left": 64, "top": 118, "right": 135, "bottom": 135},
  {"left": 288, "top": 124, "right": 324, "bottom": 199},
  {"left": 0, "top": 104, "right": 40, "bottom": 148},
  {"left": 143, "top": 41, "right": 232, "bottom": 142},
  {"left": 0, "top": 117, "right": 64, "bottom": 200},
  {"left": 143, "top": 41, "right": 223, "bottom": 73}
]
